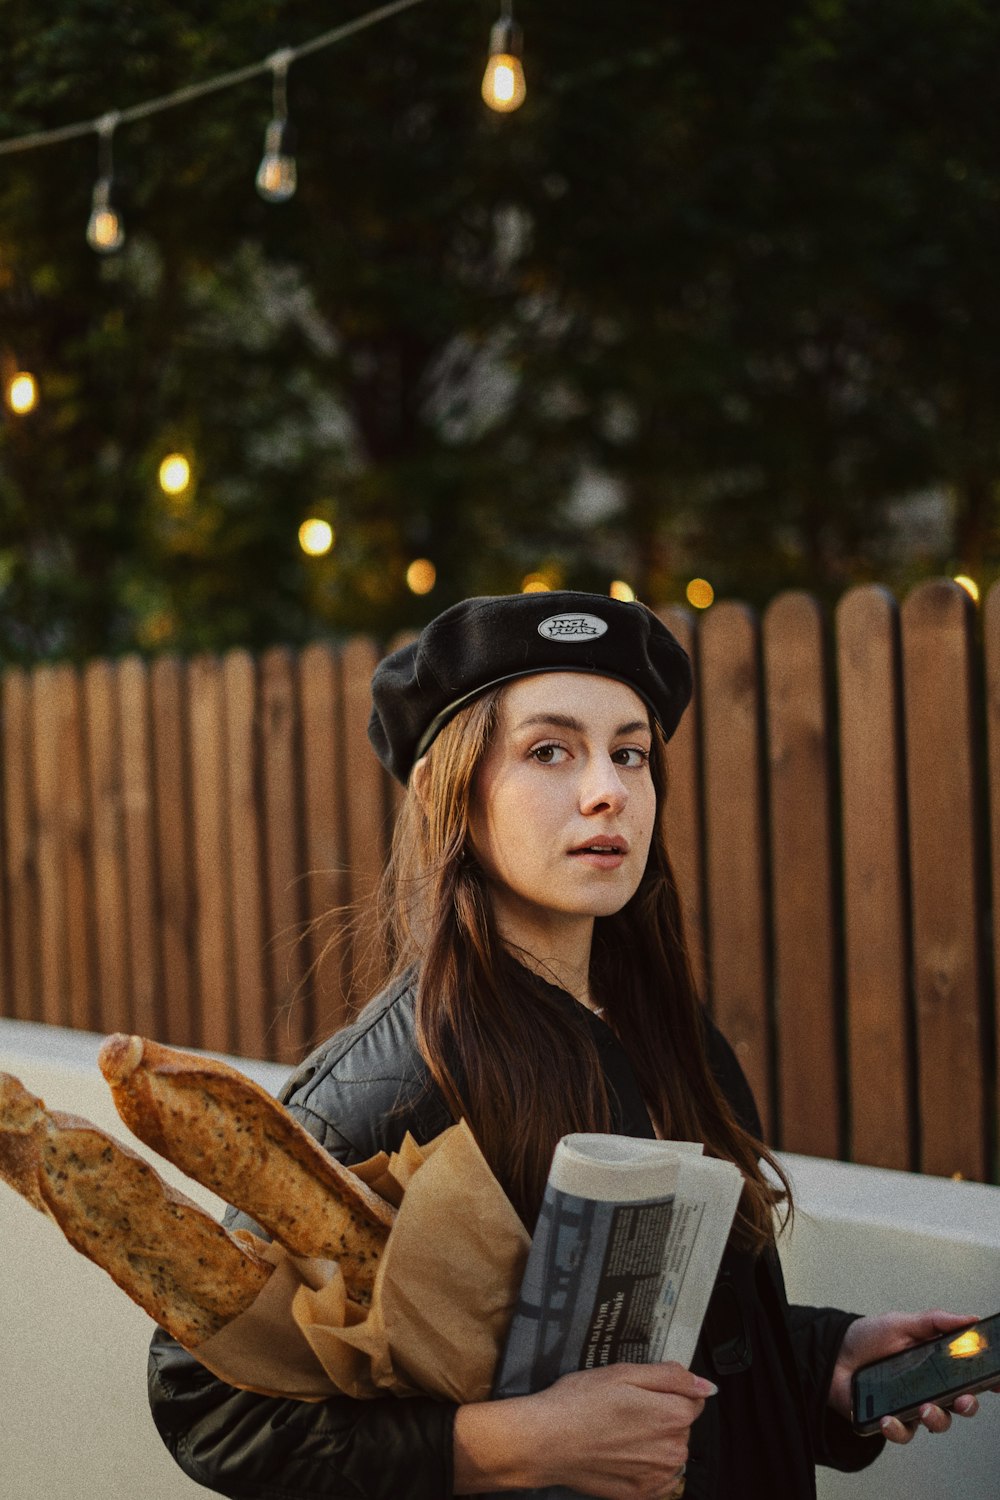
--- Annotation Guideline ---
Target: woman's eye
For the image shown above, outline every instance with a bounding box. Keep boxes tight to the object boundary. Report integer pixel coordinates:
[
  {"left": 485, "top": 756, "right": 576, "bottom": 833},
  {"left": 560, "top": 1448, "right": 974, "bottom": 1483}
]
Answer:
[
  {"left": 612, "top": 747, "right": 650, "bottom": 769},
  {"left": 530, "top": 743, "right": 568, "bottom": 764}
]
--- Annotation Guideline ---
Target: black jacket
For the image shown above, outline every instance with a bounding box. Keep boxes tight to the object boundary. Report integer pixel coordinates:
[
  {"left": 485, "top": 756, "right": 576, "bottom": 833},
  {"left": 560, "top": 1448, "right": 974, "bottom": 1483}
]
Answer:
[{"left": 148, "top": 971, "right": 883, "bottom": 1498}]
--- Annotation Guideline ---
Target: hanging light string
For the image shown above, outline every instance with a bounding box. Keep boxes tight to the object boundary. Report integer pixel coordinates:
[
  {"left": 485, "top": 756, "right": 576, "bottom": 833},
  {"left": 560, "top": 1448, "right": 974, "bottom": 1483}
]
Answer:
[
  {"left": 270, "top": 51, "right": 292, "bottom": 122},
  {"left": 256, "top": 49, "right": 298, "bottom": 203},
  {"left": 482, "top": 0, "right": 526, "bottom": 112},
  {"left": 0, "top": 0, "right": 430, "bottom": 159},
  {"left": 85, "top": 113, "right": 125, "bottom": 252}
]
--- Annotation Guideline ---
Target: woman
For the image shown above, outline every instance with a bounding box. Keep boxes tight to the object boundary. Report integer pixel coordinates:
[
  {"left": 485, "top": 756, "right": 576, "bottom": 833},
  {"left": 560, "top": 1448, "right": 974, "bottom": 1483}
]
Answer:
[{"left": 149, "top": 591, "right": 984, "bottom": 1499}]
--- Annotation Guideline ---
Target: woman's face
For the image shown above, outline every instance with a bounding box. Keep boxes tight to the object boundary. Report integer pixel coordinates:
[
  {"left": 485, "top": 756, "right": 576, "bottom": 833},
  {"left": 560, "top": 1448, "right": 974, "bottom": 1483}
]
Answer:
[{"left": 469, "top": 672, "right": 657, "bottom": 944}]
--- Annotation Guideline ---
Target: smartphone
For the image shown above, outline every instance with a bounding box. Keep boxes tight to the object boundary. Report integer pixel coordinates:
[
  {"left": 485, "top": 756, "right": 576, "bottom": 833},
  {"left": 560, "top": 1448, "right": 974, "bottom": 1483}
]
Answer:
[{"left": 851, "top": 1312, "right": 1000, "bottom": 1435}]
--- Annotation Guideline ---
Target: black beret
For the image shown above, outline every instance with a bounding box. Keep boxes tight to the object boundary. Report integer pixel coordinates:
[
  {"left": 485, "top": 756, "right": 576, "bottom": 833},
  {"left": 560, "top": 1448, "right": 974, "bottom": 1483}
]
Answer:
[{"left": 368, "top": 591, "right": 693, "bottom": 783}]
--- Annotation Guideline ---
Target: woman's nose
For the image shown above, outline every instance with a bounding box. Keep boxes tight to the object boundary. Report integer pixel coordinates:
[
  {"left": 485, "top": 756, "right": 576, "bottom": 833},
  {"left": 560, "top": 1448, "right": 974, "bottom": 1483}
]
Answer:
[{"left": 578, "top": 757, "right": 628, "bottom": 814}]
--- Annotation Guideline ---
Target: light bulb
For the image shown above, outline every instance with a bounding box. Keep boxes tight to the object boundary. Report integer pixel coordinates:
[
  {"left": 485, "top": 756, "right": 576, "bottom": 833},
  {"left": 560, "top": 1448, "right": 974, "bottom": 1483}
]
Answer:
[
  {"left": 299, "top": 519, "right": 334, "bottom": 556},
  {"left": 6, "top": 372, "right": 38, "bottom": 414},
  {"left": 159, "top": 453, "right": 191, "bottom": 496},
  {"left": 482, "top": 16, "right": 526, "bottom": 112},
  {"left": 86, "top": 177, "right": 125, "bottom": 254},
  {"left": 256, "top": 119, "right": 297, "bottom": 203}
]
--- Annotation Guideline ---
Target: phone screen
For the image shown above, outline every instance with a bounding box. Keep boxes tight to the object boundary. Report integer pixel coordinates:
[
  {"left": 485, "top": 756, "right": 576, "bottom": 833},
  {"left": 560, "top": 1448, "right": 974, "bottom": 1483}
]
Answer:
[{"left": 853, "top": 1312, "right": 1000, "bottom": 1430}]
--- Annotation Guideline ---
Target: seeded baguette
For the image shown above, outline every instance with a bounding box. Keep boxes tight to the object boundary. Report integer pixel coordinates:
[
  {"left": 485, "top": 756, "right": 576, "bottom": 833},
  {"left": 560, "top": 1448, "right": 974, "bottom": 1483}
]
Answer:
[
  {"left": 0, "top": 1072, "right": 54, "bottom": 1217},
  {"left": 0, "top": 1071, "right": 272, "bottom": 1347},
  {"left": 99, "top": 1034, "right": 395, "bottom": 1307}
]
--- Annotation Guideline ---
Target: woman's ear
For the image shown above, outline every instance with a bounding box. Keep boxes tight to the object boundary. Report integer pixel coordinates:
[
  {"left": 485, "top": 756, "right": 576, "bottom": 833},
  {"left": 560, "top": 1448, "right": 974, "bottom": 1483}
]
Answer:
[{"left": 409, "top": 754, "right": 430, "bottom": 810}]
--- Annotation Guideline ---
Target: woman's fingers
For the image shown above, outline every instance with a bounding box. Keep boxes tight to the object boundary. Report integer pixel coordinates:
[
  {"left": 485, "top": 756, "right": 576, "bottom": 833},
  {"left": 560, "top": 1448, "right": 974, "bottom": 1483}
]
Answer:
[
  {"left": 519, "top": 1364, "right": 713, "bottom": 1497},
  {"left": 918, "top": 1404, "right": 952, "bottom": 1435},
  {"left": 882, "top": 1404, "right": 969, "bottom": 1442},
  {"left": 881, "top": 1416, "right": 920, "bottom": 1444},
  {"left": 618, "top": 1362, "right": 717, "bottom": 1399},
  {"left": 880, "top": 1391, "right": 988, "bottom": 1444}
]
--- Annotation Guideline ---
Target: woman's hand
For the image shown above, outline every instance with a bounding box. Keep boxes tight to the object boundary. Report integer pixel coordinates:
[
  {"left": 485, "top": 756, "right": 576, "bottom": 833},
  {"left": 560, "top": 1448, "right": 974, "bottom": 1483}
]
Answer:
[
  {"left": 453, "top": 1361, "right": 716, "bottom": 1498},
  {"left": 827, "top": 1309, "right": 997, "bottom": 1443}
]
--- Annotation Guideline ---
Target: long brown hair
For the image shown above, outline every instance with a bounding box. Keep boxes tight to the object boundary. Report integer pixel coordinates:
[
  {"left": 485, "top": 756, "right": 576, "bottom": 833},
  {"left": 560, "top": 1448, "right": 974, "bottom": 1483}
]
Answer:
[{"left": 368, "top": 684, "right": 791, "bottom": 1250}]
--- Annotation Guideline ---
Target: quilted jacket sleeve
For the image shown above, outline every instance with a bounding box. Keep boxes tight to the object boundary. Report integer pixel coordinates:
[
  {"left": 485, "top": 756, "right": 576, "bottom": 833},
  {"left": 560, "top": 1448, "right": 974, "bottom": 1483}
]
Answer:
[
  {"left": 148, "top": 1328, "right": 456, "bottom": 1500},
  {"left": 146, "top": 1024, "right": 458, "bottom": 1500}
]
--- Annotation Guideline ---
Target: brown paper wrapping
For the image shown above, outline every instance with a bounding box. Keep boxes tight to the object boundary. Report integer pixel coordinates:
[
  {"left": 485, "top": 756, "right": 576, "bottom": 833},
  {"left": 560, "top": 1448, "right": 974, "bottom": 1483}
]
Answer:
[{"left": 191, "top": 1120, "right": 531, "bottom": 1405}]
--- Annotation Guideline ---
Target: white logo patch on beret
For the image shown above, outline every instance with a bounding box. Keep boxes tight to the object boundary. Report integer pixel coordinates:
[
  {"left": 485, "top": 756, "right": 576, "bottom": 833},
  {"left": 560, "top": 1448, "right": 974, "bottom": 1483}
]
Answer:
[{"left": 537, "top": 612, "right": 609, "bottom": 641}]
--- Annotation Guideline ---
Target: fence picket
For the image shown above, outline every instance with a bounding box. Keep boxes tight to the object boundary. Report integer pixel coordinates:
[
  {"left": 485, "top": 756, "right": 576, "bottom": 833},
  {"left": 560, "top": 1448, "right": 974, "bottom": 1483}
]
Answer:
[
  {"left": 836, "top": 586, "right": 913, "bottom": 1169},
  {"left": 149, "top": 657, "right": 196, "bottom": 1048},
  {"left": 32, "top": 667, "right": 66, "bottom": 1027},
  {"left": 119, "top": 656, "right": 160, "bottom": 1041},
  {"left": 764, "top": 592, "right": 840, "bottom": 1158},
  {"left": 0, "top": 680, "right": 6, "bottom": 1020},
  {"left": 58, "top": 665, "right": 94, "bottom": 1036},
  {"left": 658, "top": 606, "right": 706, "bottom": 1003},
  {"left": 222, "top": 650, "right": 268, "bottom": 1061},
  {"left": 985, "top": 581, "right": 1000, "bottom": 1166},
  {"left": 299, "top": 641, "right": 349, "bottom": 1042},
  {"left": 339, "top": 637, "right": 389, "bottom": 962},
  {"left": 699, "top": 602, "right": 773, "bottom": 1138},
  {"left": 1, "top": 669, "right": 39, "bottom": 1022},
  {"left": 901, "top": 581, "right": 988, "bottom": 1180},
  {"left": 259, "top": 646, "right": 307, "bottom": 1064},
  {"left": 83, "top": 660, "right": 131, "bottom": 1036},
  {"left": 188, "top": 655, "right": 233, "bottom": 1053}
]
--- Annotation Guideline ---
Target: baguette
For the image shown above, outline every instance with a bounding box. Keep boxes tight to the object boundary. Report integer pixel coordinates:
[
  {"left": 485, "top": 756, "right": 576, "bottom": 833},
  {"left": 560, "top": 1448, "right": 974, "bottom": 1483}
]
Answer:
[
  {"left": 0, "top": 1071, "right": 272, "bottom": 1347},
  {"left": 99, "top": 1034, "right": 395, "bottom": 1307},
  {"left": 0, "top": 1071, "right": 54, "bottom": 1218}
]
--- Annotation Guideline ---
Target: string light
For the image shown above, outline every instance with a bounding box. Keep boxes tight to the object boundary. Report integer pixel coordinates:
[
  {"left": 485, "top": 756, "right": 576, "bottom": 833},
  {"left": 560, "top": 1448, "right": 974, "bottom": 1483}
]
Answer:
[
  {"left": 954, "top": 574, "right": 979, "bottom": 602},
  {"left": 6, "top": 371, "right": 38, "bottom": 413},
  {"left": 299, "top": 518, "right": 334, "bottom": 556},
  {"left": 0, "top": 2, "right": 431, "bottom": 163},
  {"left": 609, "top": 580, "right": 635, "bottom": 602},
  {"left": 0, "top": 0, "right": 532, "bottom": 250},
  {"left": 256, "top": 50, "right": 297, "bottom": 203},
  {"left": 521, "top": 571, "right": 555, "bottom": 593},
  {"left": 86, "top": 113, "right": 125, "bottom": 254},
  {"left": 482, "top": 1, "right": 526, "bottom": 113}
]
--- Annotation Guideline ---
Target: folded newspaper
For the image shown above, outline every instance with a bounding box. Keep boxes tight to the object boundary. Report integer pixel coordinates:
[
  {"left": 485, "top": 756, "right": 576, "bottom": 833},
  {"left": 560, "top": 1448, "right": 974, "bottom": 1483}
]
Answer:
[{"left": 492, "top": 1133, "right": 744, "bottom": 1500}]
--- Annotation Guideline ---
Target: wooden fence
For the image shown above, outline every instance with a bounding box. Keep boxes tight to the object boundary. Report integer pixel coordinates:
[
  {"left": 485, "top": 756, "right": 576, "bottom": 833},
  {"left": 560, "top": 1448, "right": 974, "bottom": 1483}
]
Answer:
[{"left": 2, "top": 580, "right": 999, "bottom": 1184}]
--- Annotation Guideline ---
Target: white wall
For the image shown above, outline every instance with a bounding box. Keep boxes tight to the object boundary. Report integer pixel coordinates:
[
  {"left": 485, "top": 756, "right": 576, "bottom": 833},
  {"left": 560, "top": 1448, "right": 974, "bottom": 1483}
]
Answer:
[
  {"left": 777, "top": 1152, "right": 1000, "bottom": 1498},
  {"left": 2, "top": 1019, "right": 999, "bottom": 1498}
]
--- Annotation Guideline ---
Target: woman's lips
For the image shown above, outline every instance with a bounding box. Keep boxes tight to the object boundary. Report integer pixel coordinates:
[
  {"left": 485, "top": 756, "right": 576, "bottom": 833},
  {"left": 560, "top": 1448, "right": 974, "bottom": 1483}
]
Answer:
[{"left": 567, "top": 839, "right": 628, "bottom": 868}]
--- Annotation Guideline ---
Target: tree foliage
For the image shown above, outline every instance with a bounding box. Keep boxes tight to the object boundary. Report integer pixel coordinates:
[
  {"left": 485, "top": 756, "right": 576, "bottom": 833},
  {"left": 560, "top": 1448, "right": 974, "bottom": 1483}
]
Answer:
[{"left": 2, "top": 0, "right": 1000, "bottom": 661}]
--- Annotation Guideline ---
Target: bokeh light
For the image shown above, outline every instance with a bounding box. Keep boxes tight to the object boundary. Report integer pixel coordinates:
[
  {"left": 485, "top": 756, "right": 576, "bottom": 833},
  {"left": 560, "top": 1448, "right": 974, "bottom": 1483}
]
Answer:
[
  {"left": 158, "top": 454, "right": 191, "bottom": 495},
  {"left": 686, "top": 577, "right": 715, "bottom": 609},
  {"left": 954, "top": 574, "right": 979, "bottom": 602},
  {"left": 299, "top": 519, "right": 335, "bottom": 557},
  {"left": 609, "top": 580, "right": 636, "bottom": 602},
  {"left": 6, "top": 371, "right": 38, "bottom": 414},
  {"left": 521, "top": 570, "right": 561, "bottom": 593},
  {"left": 406, "top": 558, "right": 437, "bottom": 595}
]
